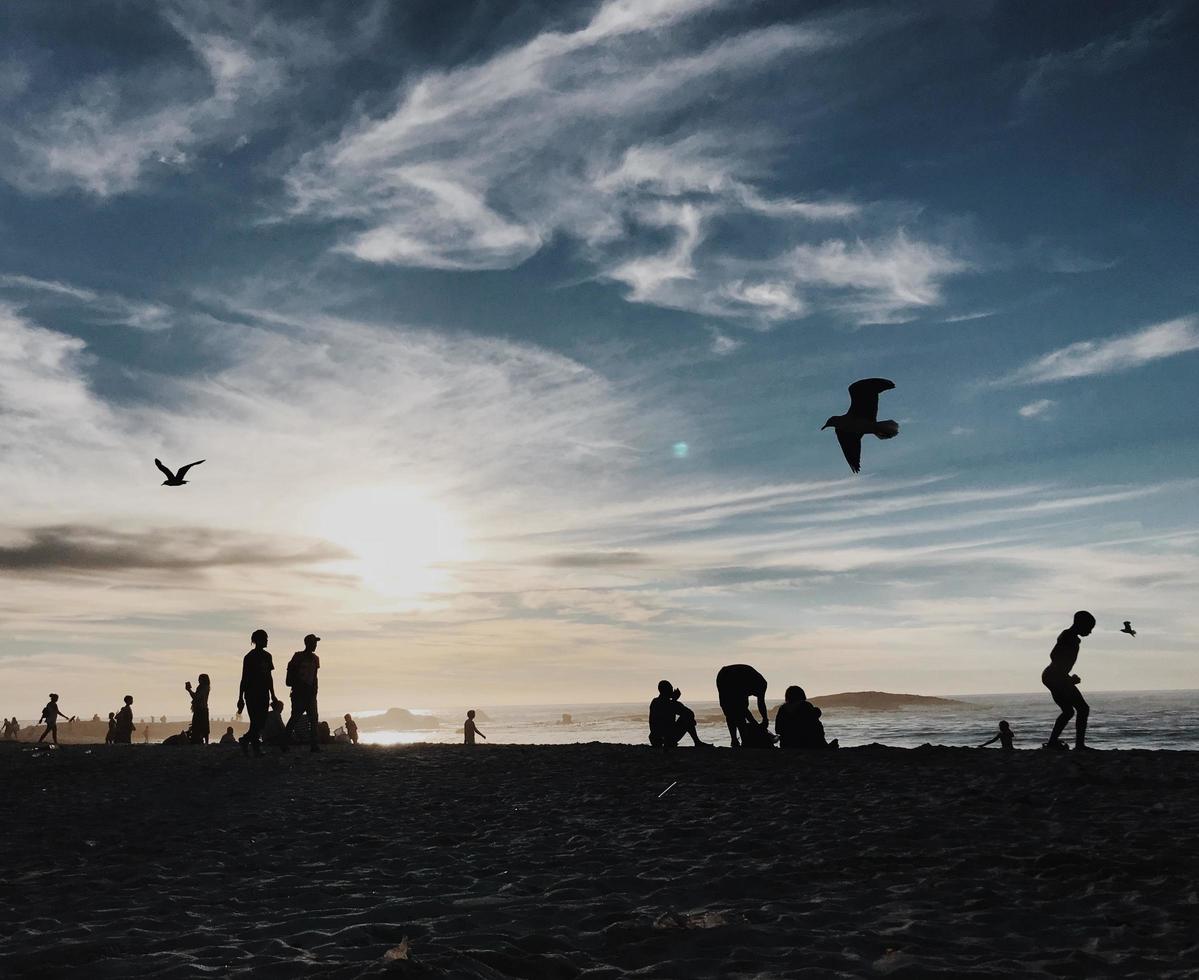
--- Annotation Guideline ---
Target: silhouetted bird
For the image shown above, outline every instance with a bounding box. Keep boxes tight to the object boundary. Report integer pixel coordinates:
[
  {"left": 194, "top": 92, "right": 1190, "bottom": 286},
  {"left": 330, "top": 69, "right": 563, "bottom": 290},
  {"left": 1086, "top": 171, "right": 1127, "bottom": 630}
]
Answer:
[
  {"left": 1121, "top": 621, "right": 1136, "bottom": 638},
  {"left": 822, "top": 378, "right": 899, "bottom": 473},
  {"left": 155, "top": 458, "right": 204, "bottom": 486}
]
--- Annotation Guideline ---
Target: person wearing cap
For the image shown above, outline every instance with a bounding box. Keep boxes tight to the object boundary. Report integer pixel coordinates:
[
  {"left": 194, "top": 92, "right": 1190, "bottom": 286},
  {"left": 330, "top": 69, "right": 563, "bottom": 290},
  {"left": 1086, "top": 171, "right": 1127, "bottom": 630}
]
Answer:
[{"left": 285, "top": 634, "right": 322, "bottom": 752}]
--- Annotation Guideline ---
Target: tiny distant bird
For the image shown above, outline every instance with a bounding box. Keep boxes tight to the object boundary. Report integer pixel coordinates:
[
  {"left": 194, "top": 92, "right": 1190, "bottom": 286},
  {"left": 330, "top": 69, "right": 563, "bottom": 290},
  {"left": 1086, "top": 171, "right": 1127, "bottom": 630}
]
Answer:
[
  {"left": 822, "top": 378, "right": 900, "bottom": 473},
  {"left": 1121, "top": 621, "right": 1136, "bottom": 638},
  {"left": 154, "top": 458, "right": 204, "bottom": 486}
]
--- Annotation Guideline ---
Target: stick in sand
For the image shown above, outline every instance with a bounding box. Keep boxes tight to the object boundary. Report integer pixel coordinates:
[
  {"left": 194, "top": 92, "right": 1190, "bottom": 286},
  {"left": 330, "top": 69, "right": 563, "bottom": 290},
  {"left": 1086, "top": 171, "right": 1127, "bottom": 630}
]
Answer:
[{"left": 658, "top": 781, "right": 678, "bottom": 798}]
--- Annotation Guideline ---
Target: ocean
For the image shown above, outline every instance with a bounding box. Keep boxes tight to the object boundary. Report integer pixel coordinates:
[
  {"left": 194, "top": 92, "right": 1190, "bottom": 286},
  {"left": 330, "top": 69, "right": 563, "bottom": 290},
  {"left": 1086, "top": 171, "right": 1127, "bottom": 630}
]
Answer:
[{"left": 356, "top": 689, "right": 1199, "bottom": 751}]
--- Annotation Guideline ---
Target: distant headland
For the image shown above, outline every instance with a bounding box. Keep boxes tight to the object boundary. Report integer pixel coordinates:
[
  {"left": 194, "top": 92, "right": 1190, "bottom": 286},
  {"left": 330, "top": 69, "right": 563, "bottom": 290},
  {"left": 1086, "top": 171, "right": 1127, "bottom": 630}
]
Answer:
[{"left": 811, "top": 691, "right": 966, "bottom": 710}]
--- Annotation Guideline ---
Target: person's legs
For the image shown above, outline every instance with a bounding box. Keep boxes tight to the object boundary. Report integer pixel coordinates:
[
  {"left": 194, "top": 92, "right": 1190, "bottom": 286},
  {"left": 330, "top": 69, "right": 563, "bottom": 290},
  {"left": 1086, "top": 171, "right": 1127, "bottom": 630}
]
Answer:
[
  {"left": 308, "top": 694, "right": 320, "bottom": 750},
  {"left": 38, "top": 724, "right": 50, "bottom": 743},
  {"left": 1072, "top": 689, "right": 1090, "bottom": 749},
  {"left": 1047, "top": 685, "right": 1075, "bottom": 745},
  {"left": 245, "top": 695, "right": 269, "bottom": 753}
]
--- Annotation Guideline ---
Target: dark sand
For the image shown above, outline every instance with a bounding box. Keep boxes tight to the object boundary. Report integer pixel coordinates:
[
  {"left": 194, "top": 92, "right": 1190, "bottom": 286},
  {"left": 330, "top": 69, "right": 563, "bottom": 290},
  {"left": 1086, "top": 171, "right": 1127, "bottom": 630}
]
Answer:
[{"left": 2, "top": 743, "right": 1197, "bottom": 978}]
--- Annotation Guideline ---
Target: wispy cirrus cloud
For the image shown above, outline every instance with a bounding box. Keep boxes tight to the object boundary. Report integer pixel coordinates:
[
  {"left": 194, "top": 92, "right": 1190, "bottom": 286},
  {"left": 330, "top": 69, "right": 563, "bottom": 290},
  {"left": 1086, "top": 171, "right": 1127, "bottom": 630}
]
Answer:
[
  {"left": 284, "top": 0, "right": 969, "bottom": 326},
  {"left": 0, "top": 273, "right": 173, "bottom": 330},
  {"left": 1018, "top": 398, "right": 1055, "bottom": 419},
  {"left": 998, "top": 316, "right": 1199, "bottom": 385}
]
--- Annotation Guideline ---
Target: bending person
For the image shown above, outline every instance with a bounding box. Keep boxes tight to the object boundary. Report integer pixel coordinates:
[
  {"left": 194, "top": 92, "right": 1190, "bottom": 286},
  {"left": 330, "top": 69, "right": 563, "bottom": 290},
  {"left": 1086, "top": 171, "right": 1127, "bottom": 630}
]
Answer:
[
  {"left": 648, "top": 681, "right": 711, "bottom": 749},
  {"left": 716, "top": 664, "right": 771, "bottom": 748},
  {"left": 1042, "top": 610, "right": 1096, "bottom": 751}
]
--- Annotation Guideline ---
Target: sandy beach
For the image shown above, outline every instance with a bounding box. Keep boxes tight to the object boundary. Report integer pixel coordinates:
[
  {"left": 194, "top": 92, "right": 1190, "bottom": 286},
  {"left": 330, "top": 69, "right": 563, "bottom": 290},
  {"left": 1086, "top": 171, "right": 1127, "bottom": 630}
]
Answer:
[{"left": 1, "top": 743, "right": 1197, "bottom": 978}]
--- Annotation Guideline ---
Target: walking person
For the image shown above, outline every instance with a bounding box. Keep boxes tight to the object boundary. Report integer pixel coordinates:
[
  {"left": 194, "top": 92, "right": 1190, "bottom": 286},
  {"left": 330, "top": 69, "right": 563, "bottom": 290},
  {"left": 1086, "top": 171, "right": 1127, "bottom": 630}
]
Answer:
[
  {"left": 284, "top": 634, "right": 321, "bottom": 752},
  {"left": 112, "top": 696, "right": 135, "bottom": 744},
  {"left": 237, "top": 629, "right": 279, "bottom": 756},
  {"left": 186, "top": 674, "right": 211, "bottom": 744},
  {"left": 1042, "top": 610, "right": 1096, "bottom": 751},
  {"left": 37, "top": 694, "right": 75, "bottom": 745}
]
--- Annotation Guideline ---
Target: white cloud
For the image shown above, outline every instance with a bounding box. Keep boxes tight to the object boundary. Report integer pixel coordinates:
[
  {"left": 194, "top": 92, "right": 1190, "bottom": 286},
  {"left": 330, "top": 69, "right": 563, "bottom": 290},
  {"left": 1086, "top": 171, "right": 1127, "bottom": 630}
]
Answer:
[
  {"left": 707, "top": 327, "right": 743, "bottom": 356},
  {"left": 1000, "top": 316, "right": 1199, "bottom": 385},
  {"left": 284, "top": 0, "right": 967, "bottom": 326},
  {"left": 1018, "top": 398, "right": 1055, "bottom": 419},
  {"left": 0, "top": 273, "right": 173, "bottom": 330}
]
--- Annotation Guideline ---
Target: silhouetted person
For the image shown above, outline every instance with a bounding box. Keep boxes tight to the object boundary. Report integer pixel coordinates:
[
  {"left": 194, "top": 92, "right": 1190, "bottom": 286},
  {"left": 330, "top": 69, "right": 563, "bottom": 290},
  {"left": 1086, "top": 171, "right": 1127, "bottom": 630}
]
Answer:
[
  {"left": 344, "top": 713, "right": 359, "bottom": 745},
  {"left": 463, "top": 709, "right": 486, "bottom": 745},
  {"left": 38, "top": 694, "right": 73, "bottom": 745},
  {"left": 648, "top": 681, "right": 710, "bottom": 749},
  {"left": 2, "top": 717, "right": 13, "bottom": 739},
  {"left": 105, "top": 712, "right": 116, "bottom": 744},
  {"left": 980, "top": 720, "right": 1014, "bottom": 751},
  {"left": 822, "top": 378, "right": 900, "bottom": 473},
  {"left": 219, "top": 726, "right": 237, "bottom": 745},
  {"left": 284, "top": 634, "right": 321, "bottom": 752},
  {"left": 1043, "top": 610, "right": 1096, "bottom": 751},
  {"left": 9, "top": 717, "right": 20, "bottom": 738},
  {"left": 263, "top": 699, "right": 286, "bottom": 746},
  {"left": 716, "top": 664, "right": 771, "bottom": 748},
  {"left": 237, "top": 629, "right": 278, "bottom": 756},
  {"left": 112, "top": 696, "right": 135, "bottom": 744},
  {"left": 774, "top": 686, "right": 837, "bottom": 749},
  {"left": 186, "top": 673, "right": 211, "bottom": 744}
]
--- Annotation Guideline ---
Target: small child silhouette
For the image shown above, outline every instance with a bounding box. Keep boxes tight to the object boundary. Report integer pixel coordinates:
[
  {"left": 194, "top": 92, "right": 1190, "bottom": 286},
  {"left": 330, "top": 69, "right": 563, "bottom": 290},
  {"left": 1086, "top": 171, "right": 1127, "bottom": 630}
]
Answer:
[
  {"left": 979, "top": 720, "right": 1014, "bottom": 751},
  {"left": 464, "top": 710, "right": 486, "bottom": 745}
]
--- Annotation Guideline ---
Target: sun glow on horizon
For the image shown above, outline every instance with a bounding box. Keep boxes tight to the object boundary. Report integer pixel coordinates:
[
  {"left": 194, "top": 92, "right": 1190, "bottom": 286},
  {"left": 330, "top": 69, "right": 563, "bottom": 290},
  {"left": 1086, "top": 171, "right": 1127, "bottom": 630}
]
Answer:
[{"left": 314, "top": 486, "right": 468, "bottom": 601}]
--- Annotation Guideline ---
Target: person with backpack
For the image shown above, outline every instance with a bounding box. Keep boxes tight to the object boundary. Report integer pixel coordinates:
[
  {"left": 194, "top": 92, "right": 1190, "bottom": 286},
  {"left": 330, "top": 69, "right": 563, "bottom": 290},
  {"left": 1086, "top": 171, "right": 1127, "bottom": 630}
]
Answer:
[{"left": 284, "top": 634, "right": 322, "bottom": 752}]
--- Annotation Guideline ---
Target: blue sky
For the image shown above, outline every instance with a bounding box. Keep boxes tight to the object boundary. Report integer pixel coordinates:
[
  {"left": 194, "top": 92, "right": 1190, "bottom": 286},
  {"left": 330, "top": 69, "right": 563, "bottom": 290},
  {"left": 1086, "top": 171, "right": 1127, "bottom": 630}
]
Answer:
[{"left": 1, "top": 0, "right": 1196, "bottom": 713}]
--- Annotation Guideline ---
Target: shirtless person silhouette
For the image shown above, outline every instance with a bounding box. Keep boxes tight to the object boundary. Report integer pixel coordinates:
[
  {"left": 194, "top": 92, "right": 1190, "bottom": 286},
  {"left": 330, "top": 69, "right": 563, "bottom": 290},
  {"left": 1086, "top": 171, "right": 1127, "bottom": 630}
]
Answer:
[
  {"left": 716, "top": 664, "right": 771, "bottom": 748},
  {"left": 648, "top": 681, "right": 710, "bottom": 749},
  {"left": 1042, "top": 610, "right": 1096, "bottom": 751}
]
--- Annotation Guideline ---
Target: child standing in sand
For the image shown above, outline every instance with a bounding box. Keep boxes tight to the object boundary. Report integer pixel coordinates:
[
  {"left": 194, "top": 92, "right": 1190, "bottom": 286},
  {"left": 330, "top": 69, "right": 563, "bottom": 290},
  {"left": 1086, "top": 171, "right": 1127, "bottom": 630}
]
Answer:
[
  {"left": 979, "top": 720, "right": 1014, "bottom": 751},
  {"left": 37, "top": 694, "right": 74, "bottom": 745},
  {"left": 1042, "top": 610, "right": 1095, "bottom": 751},
  {"left": 464, "top": 710, "right": 486, "bottom": 745},
  {"left": 344, "top": 713, "right": 359, "bottom": 745}
]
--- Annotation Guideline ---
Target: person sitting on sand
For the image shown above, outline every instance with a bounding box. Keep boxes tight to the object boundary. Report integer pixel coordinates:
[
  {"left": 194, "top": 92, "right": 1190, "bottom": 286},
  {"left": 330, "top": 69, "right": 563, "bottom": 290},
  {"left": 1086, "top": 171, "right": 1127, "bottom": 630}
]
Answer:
[
  {"left": 186, "top": 674, "right": 211, "bottom": 745},
  {"left": 344, "top": 713, "right": 359, "bottom": 746},
  {"left": 775, "top": 686, "right": 838, "bottom": 750},
  {"left": 980, "top": 720, "right": 1014, "bottom": 751},
  {"left": 37, "top": 693, "right": 74, "bottom": 745},
  {"left": 237, "top": 629, "right": 279, "bottom": 756},
  {"left": 262, "top": 699, "right": 287, "bottom": 746},
  {"left": 284, "top": 634, "right": 322, "bottom": 753},
  {"left": 648, "top": 681, "right": 711, "bottom": 749},
  {"left": 464, "top": 709, "right": 486, "bottom": 745},
  {"left": 219, "top": 726, "right": 237, "bottom": 745},
  {"left": 716, "top": 664, "right": 772, "bottom": 748},
  {"left": 1042, "top": 610, "right": 1096, "bottom": 751},
  {"left": 112, "top": 696, "right": 135, "bottom": 744}
]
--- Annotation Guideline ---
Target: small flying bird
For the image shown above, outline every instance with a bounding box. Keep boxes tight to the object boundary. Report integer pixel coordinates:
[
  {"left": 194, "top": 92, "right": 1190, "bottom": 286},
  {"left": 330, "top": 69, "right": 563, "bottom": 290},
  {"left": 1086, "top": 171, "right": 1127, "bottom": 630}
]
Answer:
[
  {"left": 822, "top": 378, "right": 900, "bottom": 473},
  {"left": 155, "top": 458, "right": 205, "bottom": 486},
  {"left": 1121, "top": 621, "right": 1136, "bottom": 638}
]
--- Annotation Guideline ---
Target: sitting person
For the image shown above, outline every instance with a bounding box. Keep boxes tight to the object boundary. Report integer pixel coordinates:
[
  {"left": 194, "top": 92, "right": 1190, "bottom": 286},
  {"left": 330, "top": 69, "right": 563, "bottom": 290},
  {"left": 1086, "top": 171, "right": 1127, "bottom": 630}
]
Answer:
[
  {"left": 648, "top": 681, "right": 711, "bottom": 749},
  {"left": 262, "top": 699, "right": 287, "bottom": 746},
  {"left": 218, "top": 726, "right": 237, "bottom": 745},
  {"left": 979, "top": 720, "right": 1015, "bottom": 751},
  {"left": 774, "top": 686, "right": 837, "bottom": 750}
]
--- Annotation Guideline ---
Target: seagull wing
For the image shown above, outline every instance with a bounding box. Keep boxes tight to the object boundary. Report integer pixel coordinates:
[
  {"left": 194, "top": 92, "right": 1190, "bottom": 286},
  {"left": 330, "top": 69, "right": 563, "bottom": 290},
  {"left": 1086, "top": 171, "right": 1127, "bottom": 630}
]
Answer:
[
  {"left": 846, "top": 378, "right": 895, "bottom": 422},
  {"left": 836, "top": 430, "right": 862, "bottom": 473},
  {"left": 175, "top": 460, "right": 205, "bottom": 479},
  {"left": 154, "top": 458, "right": 176, "bottom": 481}
]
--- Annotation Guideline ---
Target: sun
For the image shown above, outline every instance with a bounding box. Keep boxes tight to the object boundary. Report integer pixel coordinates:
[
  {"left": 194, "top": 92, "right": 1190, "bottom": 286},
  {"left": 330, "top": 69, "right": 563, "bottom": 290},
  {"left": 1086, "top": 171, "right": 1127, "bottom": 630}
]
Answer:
[{"left": 314, "top": 486, "right": 467, "bottom": 599}]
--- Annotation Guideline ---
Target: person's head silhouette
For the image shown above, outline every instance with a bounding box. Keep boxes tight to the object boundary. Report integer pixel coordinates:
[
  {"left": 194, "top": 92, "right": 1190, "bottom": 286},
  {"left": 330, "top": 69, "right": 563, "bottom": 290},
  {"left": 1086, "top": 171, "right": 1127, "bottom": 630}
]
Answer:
[
  {"left": 785, "top": 685, "right": 806, "bottom": 704},
  {"left": 1072, "top": 610, "right": 1096, "bottom": 636},
  {"left": 123, "top": 695, "right": 133, "bottom": 706},
  {"left": 657, "top": 680, "right": 673, "bottom": 696},
  {"left": 271, "top": 699, "right": 284, "bottom": 713},
  {"left": 108, "top": 712, "right": 115, "bottom": 720},
  {"left": 344, "top": 713, "right": 352, "bottom": 722},
  {"left": 198, "top": 673, "right": 210, "bottom": 688},
  {"left": 251, "top": 628, "right": 268, "bottom": 648},
  {"left": 49, "top": 693, "right": 58, "bottom": 702},
  {"left": 303, "top": 633, "right": 320, "bottom": 652},
  {"left": 467, "top": 709, "right": 476, "bottom": 719},
  {"left": 999, "top": 720, "right": 1011, "bottom": 732}
]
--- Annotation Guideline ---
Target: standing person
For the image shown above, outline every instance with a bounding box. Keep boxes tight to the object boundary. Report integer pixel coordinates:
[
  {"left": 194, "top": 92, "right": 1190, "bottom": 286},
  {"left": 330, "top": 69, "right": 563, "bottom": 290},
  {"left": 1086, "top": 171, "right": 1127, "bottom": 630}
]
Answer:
[
  {"left": 112, "top": 696, "right": 135, "bottom": 744},
  {"left": 1043, "top": 610, "right": 1096, "bottom": 751},
  {"left": 237, "top": 629, "right": 278, "bottom": 756},
  {"left": 284, "top": 634, "right": 321, "bottom": 753},
  {"left": 463, "top": 709, "right": 486, "bottom": 745},
  {"left": 716, "top": 664, "right": 771, "bottom": 748},
  {"left": 186, "top": 674, "right": 211, "bottom": 744},
  {"left": 3, "top": 717, "right": 13, "bottom": 739},
  {"left": 343, "top": 713, "right": 359, "bottom": 746},
  {"left": 105, "top": 712, "right": 117, "bottom": 744},
  {"left": 37, "top": 694, "right": 74, "bottom": 745},
  {"left": 648, "top": 681, "right": 710, "bottom": 749}
]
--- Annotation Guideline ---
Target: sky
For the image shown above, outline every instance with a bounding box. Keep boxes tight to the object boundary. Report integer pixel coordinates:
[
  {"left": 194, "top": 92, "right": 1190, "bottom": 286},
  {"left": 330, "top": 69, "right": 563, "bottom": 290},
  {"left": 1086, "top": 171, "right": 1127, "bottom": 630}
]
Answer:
[{"left": 1, "top": 0, "right": 1197, "bottom": 716}]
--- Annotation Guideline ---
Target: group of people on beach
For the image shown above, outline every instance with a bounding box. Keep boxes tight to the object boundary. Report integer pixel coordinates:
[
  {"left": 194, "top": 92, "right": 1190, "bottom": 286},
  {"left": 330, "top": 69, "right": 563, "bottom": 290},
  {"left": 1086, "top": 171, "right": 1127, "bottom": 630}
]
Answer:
[
  {"left": 13, "top": 611, "right": 1101, "bottom": 752},
  {"left": 649, "top": 664, "right": 838, "bottom": 751}
]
